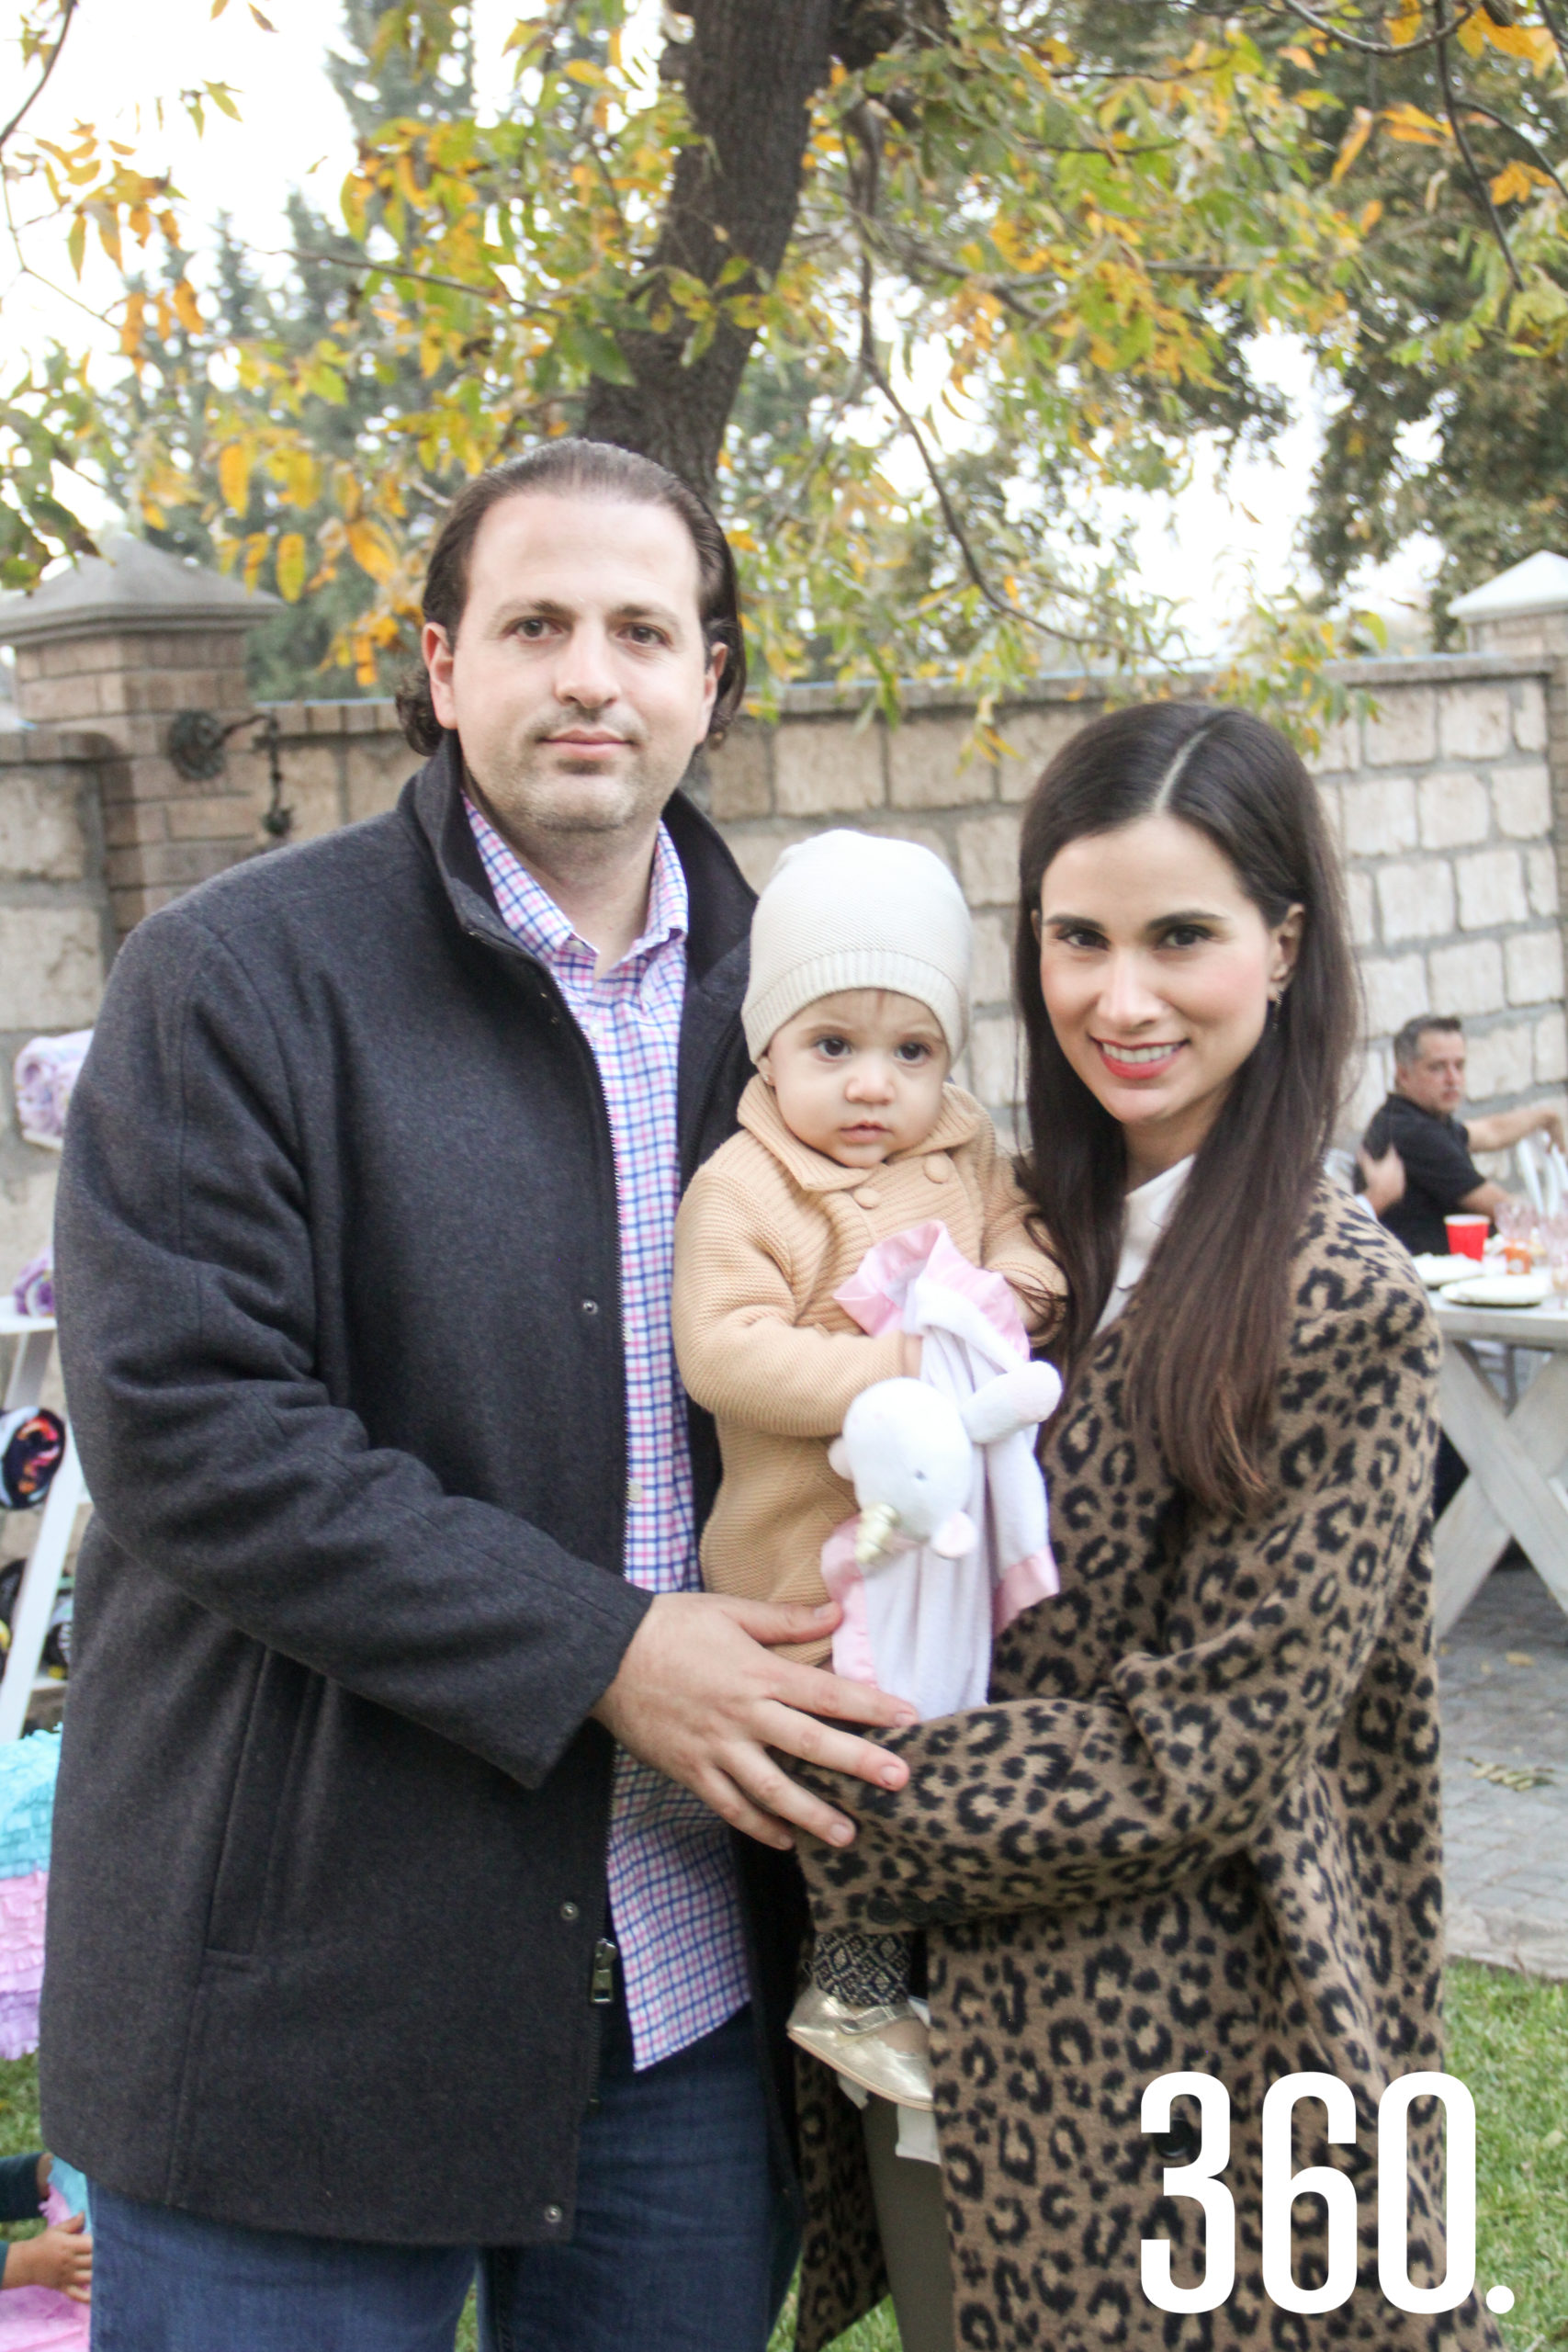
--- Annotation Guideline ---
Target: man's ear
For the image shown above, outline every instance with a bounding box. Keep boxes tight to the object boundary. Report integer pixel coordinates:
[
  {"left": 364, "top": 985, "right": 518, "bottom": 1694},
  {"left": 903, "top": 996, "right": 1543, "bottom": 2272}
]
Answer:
[{"left": 423, "top": 621, "right": 458, "bottom": 732}]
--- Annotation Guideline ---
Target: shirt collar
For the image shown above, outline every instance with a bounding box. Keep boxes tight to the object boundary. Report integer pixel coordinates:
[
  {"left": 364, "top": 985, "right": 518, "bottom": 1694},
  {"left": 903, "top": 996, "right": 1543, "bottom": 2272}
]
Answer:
[{"left": 464, "top": 794, "right": 688, "bottom": 972}]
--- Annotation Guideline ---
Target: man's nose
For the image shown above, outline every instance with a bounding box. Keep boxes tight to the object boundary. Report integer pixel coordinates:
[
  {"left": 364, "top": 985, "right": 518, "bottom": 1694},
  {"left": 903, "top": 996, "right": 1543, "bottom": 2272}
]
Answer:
[{"left": 552, "top": 624, "right": 619, "bottom": 711}]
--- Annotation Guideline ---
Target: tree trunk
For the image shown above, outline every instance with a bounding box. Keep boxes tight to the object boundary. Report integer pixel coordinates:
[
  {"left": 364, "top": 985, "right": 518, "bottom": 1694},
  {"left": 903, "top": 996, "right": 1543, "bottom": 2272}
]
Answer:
[{"left": 581, "top": 0, "right": 836, "bottom": 496}]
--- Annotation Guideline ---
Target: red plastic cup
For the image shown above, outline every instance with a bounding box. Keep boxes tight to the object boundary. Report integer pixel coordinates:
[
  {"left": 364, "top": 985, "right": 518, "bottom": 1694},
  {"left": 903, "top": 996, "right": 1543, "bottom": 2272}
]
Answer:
[{"left": 1446, "top": 1214, "right": 1489, "bottom": 1261}]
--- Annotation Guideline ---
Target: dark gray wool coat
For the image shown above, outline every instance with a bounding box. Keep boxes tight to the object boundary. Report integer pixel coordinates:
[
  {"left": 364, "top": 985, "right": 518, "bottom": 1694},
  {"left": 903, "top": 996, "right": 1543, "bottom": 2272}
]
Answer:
[{"left": 42, "top": 738, "right": 809, "bottom": 2245}]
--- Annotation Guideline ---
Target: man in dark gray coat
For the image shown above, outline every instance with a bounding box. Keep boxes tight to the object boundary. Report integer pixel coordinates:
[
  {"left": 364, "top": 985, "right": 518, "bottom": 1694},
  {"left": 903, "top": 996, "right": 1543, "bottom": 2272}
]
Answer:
[{"left": 42, "top": 442, "right": 914, "bottom": 2352}]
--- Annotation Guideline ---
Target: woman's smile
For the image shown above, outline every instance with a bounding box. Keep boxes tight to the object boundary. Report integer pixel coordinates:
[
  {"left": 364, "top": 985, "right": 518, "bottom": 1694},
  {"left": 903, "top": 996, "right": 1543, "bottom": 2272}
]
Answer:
[{"left": 1091, "top": 1036, "right": 1187, "bottom": 1079}]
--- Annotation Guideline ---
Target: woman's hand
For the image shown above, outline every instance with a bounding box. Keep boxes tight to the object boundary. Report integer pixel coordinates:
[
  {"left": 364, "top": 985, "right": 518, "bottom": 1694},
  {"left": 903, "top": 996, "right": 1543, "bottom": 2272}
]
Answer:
[{"left": 592, "top": 1592, "right": 916, "bottom": 1852}]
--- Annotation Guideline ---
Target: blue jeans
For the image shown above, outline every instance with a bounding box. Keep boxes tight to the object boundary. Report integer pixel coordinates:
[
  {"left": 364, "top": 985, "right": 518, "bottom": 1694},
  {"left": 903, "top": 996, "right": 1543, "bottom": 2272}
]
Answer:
[
  {"left": 86, "top": 1998, "right": 795, "bottom": 2352},
  {"left": 88, "top": 2186, "right": 476, "bottom": 2352},
  {"left": 479, "top": 1995, "right": 797, "bottom": 2352}
]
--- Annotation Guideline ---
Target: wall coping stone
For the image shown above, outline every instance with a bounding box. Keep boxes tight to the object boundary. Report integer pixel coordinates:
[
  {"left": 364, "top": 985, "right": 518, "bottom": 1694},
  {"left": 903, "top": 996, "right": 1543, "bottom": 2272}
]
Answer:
[
  {"left": 0, "top": 534, "right": 280, "bottom": 650},
  {"left": 252, "top": 648, "right": 1555, "bottom": 740}
]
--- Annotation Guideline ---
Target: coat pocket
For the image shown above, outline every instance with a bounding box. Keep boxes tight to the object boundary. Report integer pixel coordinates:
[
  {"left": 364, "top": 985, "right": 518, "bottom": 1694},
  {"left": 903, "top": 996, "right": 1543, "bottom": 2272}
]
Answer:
[{"left": 203, "top": 1652, "right": 311, "bottom": 1957}]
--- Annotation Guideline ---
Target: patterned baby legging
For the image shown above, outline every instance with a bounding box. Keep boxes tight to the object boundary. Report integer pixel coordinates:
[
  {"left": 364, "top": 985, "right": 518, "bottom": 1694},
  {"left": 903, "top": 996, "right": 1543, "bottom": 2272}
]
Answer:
[{"left": 812, "top": 1925, "right": 913, "bottom": 2010}]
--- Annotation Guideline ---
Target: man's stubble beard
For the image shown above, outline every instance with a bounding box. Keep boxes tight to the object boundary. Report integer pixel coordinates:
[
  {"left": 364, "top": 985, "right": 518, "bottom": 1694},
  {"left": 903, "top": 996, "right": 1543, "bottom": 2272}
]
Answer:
[{"left": 468, "top": 741, "right": 672, "bottom": 846}]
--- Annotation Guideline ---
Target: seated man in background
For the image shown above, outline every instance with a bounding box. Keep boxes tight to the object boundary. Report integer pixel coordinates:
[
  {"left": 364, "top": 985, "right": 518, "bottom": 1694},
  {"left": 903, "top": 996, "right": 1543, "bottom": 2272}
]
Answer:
[{"left": 1362, "top": 1012, "right": 1566, "bottom": 1258}]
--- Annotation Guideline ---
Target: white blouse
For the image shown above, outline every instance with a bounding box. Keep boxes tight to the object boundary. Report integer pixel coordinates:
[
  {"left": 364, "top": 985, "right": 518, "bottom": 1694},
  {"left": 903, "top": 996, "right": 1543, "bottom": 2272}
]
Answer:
[{"left": 1095, "top": 1154, "right": 1194, "bottom": 1333}]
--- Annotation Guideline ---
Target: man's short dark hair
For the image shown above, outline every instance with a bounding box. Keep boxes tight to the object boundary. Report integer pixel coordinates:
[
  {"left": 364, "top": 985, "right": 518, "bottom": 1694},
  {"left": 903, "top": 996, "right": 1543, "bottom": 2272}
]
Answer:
[
  {"left": 395, "top": 440, "right": 747, "bottom": 755},
  {"left": 1393, "top": 1013, "right": 1463, "bottom": 1069}
]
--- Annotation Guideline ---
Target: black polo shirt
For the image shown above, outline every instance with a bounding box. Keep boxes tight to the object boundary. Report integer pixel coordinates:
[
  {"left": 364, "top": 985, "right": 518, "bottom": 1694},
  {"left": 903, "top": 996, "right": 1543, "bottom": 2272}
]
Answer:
[{"left": 1362, "top": 1091, "right": 1485, "bottom": 1256}]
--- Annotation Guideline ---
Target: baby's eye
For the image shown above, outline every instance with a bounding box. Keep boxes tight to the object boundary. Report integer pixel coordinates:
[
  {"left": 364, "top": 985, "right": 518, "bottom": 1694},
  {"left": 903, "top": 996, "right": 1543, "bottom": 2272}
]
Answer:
[
  {"left": 895, "top": 1041, "right": 932, "bottom": 1065},
  {"left": 815, "top": 1035, "right": 852, "bottom": 1059}
]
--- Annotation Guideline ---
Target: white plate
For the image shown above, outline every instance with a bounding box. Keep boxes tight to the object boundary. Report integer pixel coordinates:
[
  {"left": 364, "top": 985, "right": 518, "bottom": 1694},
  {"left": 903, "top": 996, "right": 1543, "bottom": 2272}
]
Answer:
[
  {"left": 1441, "top": 1274, "right": 1553, "bottom": 1309},
  {"left": 1412, "top": 1254, "right": 1485, "bottom": 1288}
]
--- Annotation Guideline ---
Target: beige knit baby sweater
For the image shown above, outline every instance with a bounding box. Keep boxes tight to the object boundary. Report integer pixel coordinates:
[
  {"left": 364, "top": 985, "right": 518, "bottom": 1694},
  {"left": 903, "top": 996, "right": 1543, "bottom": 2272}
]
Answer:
[{"left": 672, "top": 1074, "right": 1063, "bottom": 1663}]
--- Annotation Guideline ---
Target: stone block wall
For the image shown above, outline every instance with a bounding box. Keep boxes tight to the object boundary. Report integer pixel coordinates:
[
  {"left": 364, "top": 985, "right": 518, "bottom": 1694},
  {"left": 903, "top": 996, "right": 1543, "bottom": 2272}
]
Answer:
[{"left": 2, "top": 641, "right": 1565, "bottom": 1277}]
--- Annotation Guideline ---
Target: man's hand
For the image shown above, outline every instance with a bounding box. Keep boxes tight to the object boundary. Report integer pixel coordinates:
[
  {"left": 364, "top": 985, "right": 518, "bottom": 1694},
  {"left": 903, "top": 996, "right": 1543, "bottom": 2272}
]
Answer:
[
  {"left": 1356, "top": 1141, "right": 1405, "bottom": 1216},
  {"left": 592, "top": 1592, "right": 918, "bottom": 1853}
]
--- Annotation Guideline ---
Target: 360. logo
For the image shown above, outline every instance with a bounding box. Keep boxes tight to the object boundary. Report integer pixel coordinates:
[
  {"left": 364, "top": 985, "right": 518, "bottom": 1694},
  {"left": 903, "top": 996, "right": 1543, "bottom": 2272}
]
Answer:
[{"left": 1140, "top": 2071, "right": 1512, "bottom": 2317}]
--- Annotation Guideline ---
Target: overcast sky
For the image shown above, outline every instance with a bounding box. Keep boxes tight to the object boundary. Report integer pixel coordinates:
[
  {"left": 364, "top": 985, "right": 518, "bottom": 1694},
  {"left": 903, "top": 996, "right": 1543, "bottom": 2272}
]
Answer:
[{"left": 6, "top": 0, "right": 1439, "bottom": 650}]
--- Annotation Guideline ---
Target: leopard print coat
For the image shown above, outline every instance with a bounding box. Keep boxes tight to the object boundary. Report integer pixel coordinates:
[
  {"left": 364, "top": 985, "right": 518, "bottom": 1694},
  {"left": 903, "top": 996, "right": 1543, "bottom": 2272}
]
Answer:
[{"left": 794, "top": 1182, "right": 1501, "bottom": 2352}]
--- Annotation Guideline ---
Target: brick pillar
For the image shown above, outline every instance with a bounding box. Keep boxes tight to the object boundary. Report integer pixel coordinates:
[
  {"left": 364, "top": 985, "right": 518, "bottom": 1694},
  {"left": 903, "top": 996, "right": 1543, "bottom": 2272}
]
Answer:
[{"left": 0, "top": 535, "right": 280, "bottom": 937}]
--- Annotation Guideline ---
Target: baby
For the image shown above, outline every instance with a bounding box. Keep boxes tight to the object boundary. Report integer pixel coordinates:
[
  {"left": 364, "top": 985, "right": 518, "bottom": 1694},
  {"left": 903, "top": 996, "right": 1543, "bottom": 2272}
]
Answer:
[{"left": 673, "top": 830, "right": 1063, "bottom": 2107}]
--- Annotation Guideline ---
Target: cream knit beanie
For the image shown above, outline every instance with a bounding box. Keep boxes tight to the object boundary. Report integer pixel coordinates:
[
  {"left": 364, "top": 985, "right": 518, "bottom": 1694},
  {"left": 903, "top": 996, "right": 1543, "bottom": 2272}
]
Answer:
[{"left": 742, "top": 830, "right": 972, "bottom": 1062}]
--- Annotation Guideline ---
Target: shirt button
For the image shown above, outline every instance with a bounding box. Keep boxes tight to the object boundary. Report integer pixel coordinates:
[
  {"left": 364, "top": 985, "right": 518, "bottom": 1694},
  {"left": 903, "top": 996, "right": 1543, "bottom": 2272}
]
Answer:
[
  {"left": 626, "top": 1477, "right": 644, "bottom": 1505},
  {"left": 543, "top": 2203, "right": 564, "bottom": 2227},
  {"left": 581, "top": 1299, "right": 599, "bottom": 1317},
  {"left": 853, "top": 1184, "right": 881, "bottom": 1209},
  {"left": 925, "top": 1154, "right": 953, "bottom": 1182},
  {"left": 559, "top": 1901, "right": 580, "bottom": 1923}
]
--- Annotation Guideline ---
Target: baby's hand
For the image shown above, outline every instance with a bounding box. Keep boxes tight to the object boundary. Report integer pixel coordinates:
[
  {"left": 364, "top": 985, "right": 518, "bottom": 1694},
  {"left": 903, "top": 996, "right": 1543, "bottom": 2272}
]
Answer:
[
  {"left": 898, "top": 1332, "right": 922, "bottom": 1377},
  {"left": 5, "top": 2213, "right": 92, "bottom": 2301}
]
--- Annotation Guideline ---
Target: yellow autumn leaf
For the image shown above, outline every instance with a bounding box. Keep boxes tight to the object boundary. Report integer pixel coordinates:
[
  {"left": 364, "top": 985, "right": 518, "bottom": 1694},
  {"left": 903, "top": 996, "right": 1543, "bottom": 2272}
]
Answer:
[
  {"left": 242, "top": 533, "right": 268, "bottom": 591},
  {"left": 283, "top": 448, "right": 319, "bottom": 509},
  {"left": 347, "top": 518, "right": 399, "bottom": 582},
  {"left": 1330, "top": 107, "right": 1374, "bottom": 184},
  {"left": 275, "top": 533, "right": 307, "bottom": 603},
  {"left": 1385, "top": 5, "right": 1421, "bottom": 45},
  {"left": 1489, "top": 159, "right": 1535, "bottom": 204},
  {"left": 1359, "top": 198, "right": 1384, "bottom": 232},
  {"left": 173, "top": 278, "right": 205, "bottom": 335},
  {"left": 1483, "top": 17, "right": 1553, "bottom": 61},
  {"left": 218, "top": 443, "right": 252, "bottom": 515},
  {"left": 118, "top": 289, "right": 146, "bottom": 358},
  {"left": 1383, "top": 102, "right": 1449, "bottom": 147}
]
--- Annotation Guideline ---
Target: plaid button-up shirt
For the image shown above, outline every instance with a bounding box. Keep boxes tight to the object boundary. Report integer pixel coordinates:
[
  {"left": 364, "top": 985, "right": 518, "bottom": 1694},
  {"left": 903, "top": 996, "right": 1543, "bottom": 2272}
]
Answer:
[{"left": 468, "top": 797, "right": 750, "bottom": 2069}]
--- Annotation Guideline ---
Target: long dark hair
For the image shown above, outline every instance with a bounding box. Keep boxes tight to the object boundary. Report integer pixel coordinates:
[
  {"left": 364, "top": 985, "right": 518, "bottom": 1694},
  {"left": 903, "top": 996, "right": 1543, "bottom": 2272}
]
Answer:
[
  {"left": 1014, "top": 702, "right": 1358, "bottom": 1518},
  {"left": 395, "top": 440, "right": 747, "bottom": 753}
]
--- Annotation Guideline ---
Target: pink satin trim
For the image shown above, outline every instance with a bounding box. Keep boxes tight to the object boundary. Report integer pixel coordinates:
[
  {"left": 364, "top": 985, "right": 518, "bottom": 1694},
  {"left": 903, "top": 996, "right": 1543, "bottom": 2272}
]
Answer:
[
  {"left": 994, "top": 1548, "right": 1059, "bottom": 1631},
  {"left": 821, "top": 1520, "right": 879, "bottom": 1689},
  {"left": 833, "top": 1221, "right": 1029, "bottom": 1355}
]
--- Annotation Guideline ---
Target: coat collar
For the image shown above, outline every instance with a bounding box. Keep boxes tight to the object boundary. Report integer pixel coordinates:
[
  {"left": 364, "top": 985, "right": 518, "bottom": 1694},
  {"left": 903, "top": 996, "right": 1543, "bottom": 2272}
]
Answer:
[
  {"left": 735, "top": 1070, "right": 983, "bottom": 1193},
  {"left": 406, "top": 730, "right": 754, "bottom": 986}
]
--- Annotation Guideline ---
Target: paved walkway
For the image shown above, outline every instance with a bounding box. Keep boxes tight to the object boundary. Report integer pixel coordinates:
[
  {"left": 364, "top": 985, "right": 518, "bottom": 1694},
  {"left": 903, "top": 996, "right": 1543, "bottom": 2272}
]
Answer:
[{"left": 1440, "top": 1563, "right": 1568, "bottom": 1978}]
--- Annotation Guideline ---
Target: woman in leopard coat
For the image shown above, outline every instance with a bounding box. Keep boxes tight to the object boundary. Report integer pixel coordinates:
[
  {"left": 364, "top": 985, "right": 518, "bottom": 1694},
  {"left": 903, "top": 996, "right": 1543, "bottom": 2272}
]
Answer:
[{"left": 794, "top": 705, "right": 1500, "bottom": 2352}]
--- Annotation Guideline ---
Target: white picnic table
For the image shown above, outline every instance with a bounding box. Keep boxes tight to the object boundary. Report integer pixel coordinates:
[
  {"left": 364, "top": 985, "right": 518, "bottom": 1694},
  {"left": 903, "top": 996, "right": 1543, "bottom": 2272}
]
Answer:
[
  {"left": 1432, "top": 1291, "right": 1568, "bottom": 1636},
  {"left": 0, "top": 1306, "right": 87, "bottom": 1740}
]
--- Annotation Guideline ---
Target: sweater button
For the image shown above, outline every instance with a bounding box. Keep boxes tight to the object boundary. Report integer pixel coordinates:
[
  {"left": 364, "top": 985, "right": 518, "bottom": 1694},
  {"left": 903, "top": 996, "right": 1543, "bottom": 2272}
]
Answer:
[
  {"left": 925, "top": 1154, "right": 953, "bottom": 1182},
  {"left": 852, "top": 1184, "right": 881, "bottom": 1208},
  {"left": 543, "top": 2203, "right": 564, "bottom": 2227},
  {"left": 559, "top": 1901, "right": 580, "bottom": 1923},
  {"left": 581, "top": 1298, "right": 599, "bottom": 1317}
]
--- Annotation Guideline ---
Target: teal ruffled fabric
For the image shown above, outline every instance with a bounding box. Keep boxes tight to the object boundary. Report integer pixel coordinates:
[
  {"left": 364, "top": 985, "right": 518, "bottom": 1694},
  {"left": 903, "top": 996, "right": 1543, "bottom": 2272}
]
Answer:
[{"left": 0, "top": 1733, "right": 60, "bottom": 1882}]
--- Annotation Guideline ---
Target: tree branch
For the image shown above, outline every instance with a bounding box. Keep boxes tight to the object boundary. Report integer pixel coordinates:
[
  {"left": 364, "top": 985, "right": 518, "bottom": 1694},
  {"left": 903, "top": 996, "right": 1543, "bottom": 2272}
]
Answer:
[
  {"left": 1267, "top": 0, "right": 1483, "bottom": 56},
  {"left": 1451, "top": 95, "right": 1568, "bottom": 206},
  {"left": 840, "top": 112, "right": 1119, "bottom": 658},
  {"left": 0, "top": 0, "right": 78, "bottom": 157},
  {"left": 1433, "top": 11, "right": 1524, "bottom": 288}
]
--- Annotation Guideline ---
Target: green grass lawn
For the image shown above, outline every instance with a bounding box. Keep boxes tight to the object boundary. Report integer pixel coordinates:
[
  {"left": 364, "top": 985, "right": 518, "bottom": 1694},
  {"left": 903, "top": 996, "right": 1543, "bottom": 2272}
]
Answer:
[{"left": 4, "top": 1962, "right": 1558, "bottom": 2349}]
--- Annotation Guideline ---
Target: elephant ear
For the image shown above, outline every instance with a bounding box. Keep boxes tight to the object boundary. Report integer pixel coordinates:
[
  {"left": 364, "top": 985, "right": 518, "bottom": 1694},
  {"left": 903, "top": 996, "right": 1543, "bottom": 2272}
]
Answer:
[
  {"left": 930, "top": 1510, "right": 978, "bottom": 1560},
  {"left": 828, "top": 1436, "right": 852, "bottom": 1480}
]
